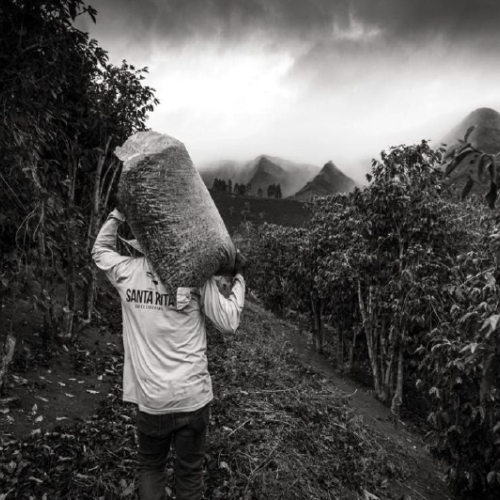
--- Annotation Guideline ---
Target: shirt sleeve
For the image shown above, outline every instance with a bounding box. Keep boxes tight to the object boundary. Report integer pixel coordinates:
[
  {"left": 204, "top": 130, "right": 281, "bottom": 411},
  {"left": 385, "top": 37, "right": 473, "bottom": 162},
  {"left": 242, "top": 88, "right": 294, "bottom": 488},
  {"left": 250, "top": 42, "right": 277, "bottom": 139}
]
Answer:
[
  {"left": 91, "top": 210, "right": 134, "bottom": 286},
  {"left": 201, "top": 274, "right": 245, "bottom": 334}
]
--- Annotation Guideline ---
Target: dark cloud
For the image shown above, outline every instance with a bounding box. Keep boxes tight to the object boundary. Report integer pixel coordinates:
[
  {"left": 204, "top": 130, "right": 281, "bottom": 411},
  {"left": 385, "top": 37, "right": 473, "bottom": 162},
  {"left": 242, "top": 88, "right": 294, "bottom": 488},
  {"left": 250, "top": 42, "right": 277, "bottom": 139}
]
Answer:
[
  {"left": 78, "top": 0, "right": 500, "bottom": 107},
  {"left": 83, "top": 0, "right": 349, "bottom": 45},
  {"left": 74, "top": 0, "right": 500, "bottom": 174},
  {"left": 82, "top": 0, "right": 500, "bottom": 48},
  {"left": 356, "top": 0, "right": 500, "bottom": 43}
]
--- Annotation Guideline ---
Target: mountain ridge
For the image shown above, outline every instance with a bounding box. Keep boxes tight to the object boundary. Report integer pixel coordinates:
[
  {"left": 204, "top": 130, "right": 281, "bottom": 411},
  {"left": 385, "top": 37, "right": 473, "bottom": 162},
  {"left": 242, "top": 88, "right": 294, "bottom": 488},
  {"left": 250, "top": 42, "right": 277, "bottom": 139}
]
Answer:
[
  {"left": 293, "top": 160, "right": 357, "bottom": 200},
  {"left": 247, "top": 157, "right": 289, "bottom": 195},
  {"left": 199, "top": 154, "right": 321, "bottom": 197},
  {"left": 441, "top": 107, "right": 500, "bottom": 154},
  {"left": 199, "top": 154, "right": 356, "bottom": 198}
]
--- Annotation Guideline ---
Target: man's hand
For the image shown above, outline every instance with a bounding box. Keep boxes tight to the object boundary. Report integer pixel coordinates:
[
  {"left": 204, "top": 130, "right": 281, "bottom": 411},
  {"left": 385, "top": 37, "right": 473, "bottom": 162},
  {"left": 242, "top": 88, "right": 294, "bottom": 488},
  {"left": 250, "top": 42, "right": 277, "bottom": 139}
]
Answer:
[
  {"left": 110, "top": 208, "right": 126, "bottom": 222},
  {"left": 234, "top": 250, "right": 248, "bottom": 275}
]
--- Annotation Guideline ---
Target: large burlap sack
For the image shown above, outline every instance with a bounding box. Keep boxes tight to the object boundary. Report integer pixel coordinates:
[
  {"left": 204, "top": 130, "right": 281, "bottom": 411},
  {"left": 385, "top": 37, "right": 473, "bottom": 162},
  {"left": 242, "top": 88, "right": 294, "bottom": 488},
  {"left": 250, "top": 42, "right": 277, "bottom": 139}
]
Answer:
[{"left": 115, "top": 131, "right": 236, "bottom": 294}]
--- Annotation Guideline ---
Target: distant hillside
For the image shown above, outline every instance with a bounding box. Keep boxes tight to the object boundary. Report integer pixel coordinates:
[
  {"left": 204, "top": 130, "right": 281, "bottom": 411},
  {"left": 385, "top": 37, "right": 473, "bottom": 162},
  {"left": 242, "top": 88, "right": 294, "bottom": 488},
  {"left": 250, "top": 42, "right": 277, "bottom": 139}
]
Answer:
[
  {"left": 293, "top": 161, "right": 357, "bottom": 200},
  {"left": 247, "top": 157, "right": 289, "bottom": 195},
  {"left": 208, "top": 189, "right": 310, "bottom": 234},
  {"left": 199, "top": 159, "right": 251, "bottom": 188},
  {"left": 199, "top": 155, "right": 320, "bottom": 198},
  {"left": 441, "top": 107, "right": 500, "bottom": 154}
]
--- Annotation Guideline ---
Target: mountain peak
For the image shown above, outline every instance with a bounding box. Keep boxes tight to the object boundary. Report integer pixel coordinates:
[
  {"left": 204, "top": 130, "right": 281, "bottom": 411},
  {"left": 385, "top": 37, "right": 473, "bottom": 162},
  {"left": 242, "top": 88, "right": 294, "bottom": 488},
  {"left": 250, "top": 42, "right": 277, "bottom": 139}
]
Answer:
[
  {"left": 247, "top": 157, "right": 288, "bottom": 194},
  {"left": 442, "top": 107, "right": 500, "bottom": 154},
  {"left": 254, "top": 156, "right": 285, "bottom": 176},
  {"left": 320, "top": 160, "right": 340, "bottom": 174},
  {"left": 199, "top": 155, "right": 322, "bottom": 198},
  {"left": 467, "top": 107, "right": 500, "bottom": 122},
  {"left": 294, "top": 160, "right": 356, "bottom": 200}
]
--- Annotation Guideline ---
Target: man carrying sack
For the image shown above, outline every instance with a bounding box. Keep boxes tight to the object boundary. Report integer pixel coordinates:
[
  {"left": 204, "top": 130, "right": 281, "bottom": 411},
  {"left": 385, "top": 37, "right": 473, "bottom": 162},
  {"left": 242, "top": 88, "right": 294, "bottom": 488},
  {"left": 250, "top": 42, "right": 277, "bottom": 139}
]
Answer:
[{"left": 92, "top": 208, "right": 247, "bottom": 500}]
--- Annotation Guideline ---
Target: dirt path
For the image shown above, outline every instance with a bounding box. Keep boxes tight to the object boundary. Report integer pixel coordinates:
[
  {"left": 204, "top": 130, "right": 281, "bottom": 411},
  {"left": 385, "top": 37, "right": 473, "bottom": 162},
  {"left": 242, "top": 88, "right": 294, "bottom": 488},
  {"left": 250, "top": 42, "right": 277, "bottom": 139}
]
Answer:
[
  {"left": 0, "top": 322, "right": 121, "bottom": 438},
  {"left": 245, "top": 300, "right": 453, "bottom": 500},
  {"left": 2, "top": 298, "right": 453, "bottom": 499}
]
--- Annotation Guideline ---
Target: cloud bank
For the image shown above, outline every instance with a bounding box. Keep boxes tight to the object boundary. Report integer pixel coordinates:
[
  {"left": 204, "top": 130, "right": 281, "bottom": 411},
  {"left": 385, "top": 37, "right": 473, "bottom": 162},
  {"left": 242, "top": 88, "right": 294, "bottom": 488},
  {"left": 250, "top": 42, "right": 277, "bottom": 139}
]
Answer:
[{"left": 79, "top": 0, "right": 500, "bottom": 181}]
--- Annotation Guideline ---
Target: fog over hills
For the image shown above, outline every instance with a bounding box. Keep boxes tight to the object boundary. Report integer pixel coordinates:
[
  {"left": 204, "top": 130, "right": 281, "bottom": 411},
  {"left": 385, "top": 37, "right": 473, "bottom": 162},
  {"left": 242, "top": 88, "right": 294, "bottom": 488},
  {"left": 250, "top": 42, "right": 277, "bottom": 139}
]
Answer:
[
  {"left": 198, "top": 155, "right": 321, "bottom": 198},
  {"left": 199, "top": 109, "right": 500, "bottom": 200},
  {"left": 247, "top": 157, "right": 289, "bottom": 195},
  {"left": 199, "top": 159, "right": 252, "bottom": 187},
  {"left": 293, "top": 161, "right": 357, "bottom": 200},
  {"left": 441, "top": 108, "right": 500, "bottom": 154}
]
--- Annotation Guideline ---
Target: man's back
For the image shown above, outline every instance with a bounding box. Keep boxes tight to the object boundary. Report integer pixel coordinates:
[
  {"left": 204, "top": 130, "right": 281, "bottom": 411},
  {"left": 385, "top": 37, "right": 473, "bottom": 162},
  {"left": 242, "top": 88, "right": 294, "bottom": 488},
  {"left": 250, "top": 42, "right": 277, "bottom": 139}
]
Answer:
[{"left": 91, "top": 210, "right": 245, "bottom": 415}]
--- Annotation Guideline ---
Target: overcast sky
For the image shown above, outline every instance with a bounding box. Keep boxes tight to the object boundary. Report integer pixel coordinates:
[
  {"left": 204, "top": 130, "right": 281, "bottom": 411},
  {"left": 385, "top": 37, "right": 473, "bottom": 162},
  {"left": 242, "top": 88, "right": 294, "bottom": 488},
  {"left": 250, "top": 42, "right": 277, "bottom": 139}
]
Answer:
[{"left": 77, "top": 0, "right": 500, "bottom": 182}]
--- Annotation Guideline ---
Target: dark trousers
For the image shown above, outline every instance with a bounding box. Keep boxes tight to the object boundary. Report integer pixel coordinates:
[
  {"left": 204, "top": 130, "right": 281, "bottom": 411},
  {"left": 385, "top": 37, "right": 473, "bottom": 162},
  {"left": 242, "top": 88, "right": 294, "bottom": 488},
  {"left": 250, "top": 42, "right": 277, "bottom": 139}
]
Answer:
[{"left": 137, "top": 404, "right": 210, "bottom": 500}]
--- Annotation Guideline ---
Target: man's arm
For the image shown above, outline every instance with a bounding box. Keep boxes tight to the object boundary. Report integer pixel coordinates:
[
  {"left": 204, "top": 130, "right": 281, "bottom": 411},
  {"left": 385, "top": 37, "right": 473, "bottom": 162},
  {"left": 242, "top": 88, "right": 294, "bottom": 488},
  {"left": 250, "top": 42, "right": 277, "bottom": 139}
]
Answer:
[
  {"left": 201, "top": 274, "right": 245, "bottom": 334},
  {"left": 201, "top": 250, "right": 247, "bottom": 333},
  {"left": 91, "top": 209, "right": 132, "bottom": 281}
]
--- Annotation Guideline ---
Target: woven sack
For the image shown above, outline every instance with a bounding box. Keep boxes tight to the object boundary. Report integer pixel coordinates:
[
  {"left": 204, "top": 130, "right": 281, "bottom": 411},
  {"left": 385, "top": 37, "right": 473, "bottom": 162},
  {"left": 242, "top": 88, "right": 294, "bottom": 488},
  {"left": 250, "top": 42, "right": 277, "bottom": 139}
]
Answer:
[{"left": 115, "top": 131, "right": 236, "bottom": 294}]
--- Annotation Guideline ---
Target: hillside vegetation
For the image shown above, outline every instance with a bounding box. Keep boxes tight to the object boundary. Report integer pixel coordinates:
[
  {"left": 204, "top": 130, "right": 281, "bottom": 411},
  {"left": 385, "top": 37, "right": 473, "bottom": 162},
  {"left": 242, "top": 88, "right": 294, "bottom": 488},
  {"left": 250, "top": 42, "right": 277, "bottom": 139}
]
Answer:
[
  {"left": 199, "top": 155, "right": 321, "bottom": 197},
  {"left": 441, "top": 108, "right": 500, "bottom": 154},
  {"left": 209, "top": 190, "right": 311, "bottom": 233},
  {"left": 0, "top": 0, "right": 159, "bottom": 347},
  {"left": 234, "top": 140, "right": 500, "bottom": 500},
  {"left": 200, "top": 154, "right": 357, "bottom": 199},
  {"left": 0, "top": 295, "right": 448, "bottom": 499},
  {"left": 294, "top": 160, "right": 357, "bottom": 200},
  {"left": 2, "top": 2, "right": 500, "bottom": 500}
]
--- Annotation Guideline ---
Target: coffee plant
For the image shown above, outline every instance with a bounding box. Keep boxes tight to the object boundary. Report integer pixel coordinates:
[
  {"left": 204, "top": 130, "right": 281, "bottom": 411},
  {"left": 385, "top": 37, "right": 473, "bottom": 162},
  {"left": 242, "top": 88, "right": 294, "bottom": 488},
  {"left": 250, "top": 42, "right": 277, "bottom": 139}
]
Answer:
[{"left": 240, "top": 140, "right": 500, "bottom": 499}]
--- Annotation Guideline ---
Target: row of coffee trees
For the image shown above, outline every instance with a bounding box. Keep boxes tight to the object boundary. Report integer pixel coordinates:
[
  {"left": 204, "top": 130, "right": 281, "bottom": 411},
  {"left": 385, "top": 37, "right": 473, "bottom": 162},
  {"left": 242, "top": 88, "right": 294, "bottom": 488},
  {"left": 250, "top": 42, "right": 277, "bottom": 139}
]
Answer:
[
  {"left": 0, "top": 0, "right": 158, "bottom": 388},
  {"left": 237, "top": 139, "right": 500, "bottom": 499}
]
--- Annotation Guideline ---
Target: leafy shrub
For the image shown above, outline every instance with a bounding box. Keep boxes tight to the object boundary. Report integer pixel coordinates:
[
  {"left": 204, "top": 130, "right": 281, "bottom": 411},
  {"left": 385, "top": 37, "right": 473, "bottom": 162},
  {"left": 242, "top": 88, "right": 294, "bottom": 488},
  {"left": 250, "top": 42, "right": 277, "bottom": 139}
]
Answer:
[
  {"left": 237, "top": 140, "right": 500, "bottom": 498},
  {"left": 418, "top": 217, "right": 500, "bottom": 498}
]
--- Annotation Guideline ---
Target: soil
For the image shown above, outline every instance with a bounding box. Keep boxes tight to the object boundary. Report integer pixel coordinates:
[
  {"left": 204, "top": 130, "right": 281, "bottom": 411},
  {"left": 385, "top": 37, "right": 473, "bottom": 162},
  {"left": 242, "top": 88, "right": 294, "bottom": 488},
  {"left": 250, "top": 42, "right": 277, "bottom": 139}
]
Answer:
[
  {"left": 1, "top": 298, "right": 452, "bottom": 500},
  {"left": 244, "top": 301, "right": 452, "bottom": 500},
  {"left": 0, "top": 291, "right": 124, "bottom": 438},
  {"left": 1, "top": 327, "right": 121, "bottom": 438}
]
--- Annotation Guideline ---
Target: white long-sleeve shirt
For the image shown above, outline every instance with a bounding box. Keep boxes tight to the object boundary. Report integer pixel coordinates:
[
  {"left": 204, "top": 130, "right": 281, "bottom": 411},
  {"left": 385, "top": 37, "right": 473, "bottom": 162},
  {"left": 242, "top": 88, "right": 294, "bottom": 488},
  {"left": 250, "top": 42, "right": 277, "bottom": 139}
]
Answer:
[{"left": 91, "top": 211, "right": 245, "bottom": 414}]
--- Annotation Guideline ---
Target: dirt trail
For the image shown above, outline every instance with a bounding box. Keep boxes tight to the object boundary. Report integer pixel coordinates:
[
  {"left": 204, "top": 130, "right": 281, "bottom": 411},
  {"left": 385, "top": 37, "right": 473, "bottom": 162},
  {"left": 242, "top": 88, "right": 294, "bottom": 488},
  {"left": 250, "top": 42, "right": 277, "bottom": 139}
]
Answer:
[
  {"left": 245, "top": 300, "right": 453, "bottom": 500},
  {"left": 3, "top": 297, "right": 453, "bottom": 499}
]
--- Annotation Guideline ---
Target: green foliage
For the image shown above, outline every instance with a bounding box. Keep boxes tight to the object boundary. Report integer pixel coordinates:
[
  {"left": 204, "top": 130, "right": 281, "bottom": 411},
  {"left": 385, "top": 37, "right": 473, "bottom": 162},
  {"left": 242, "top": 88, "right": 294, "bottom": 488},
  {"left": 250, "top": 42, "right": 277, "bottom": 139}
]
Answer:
[
  {"left": 0, "top": 0, "right": 159, "bottom": 342},
  {"left": 239, "top": 139, "right": 500, "bottom": 498},
  {"left": 267, "top": 183, "right": 282, "bottom": 199},
  {"left": 210, "top": 189, "right": 310, "bottom": 233},
  {"left": 417, "top": 241, "right": 500, "bottom": 498},
  {"left": 442, "top": 125, "right": 499, "bottom": 208},
  {"left": 241, "top": 223, "right": 308, "bottom": 315},
  {"left": 205, "top": 316, "right": 405, "bottom": 499},
  {"left": 0, "top": 306, "right": 410, "bottom": 499}
]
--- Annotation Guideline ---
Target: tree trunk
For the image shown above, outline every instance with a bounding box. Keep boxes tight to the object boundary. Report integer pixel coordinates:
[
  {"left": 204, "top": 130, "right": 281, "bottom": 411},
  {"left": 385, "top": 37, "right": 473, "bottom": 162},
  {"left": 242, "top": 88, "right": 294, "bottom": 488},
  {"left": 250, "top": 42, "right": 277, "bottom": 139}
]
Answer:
[
  {"left": 0, "top": 286, "right": 4, "bottom": 334},
  {"left": 348, "top": 326, "right": 359, "bottom": 372},
  {"left": 88, "top": 137, "right": 111, "bottom": 249},
  {"left": 60, "top": 156, "right": 78, "bottom": 341},
  {"left": 310, "top": 293, "right": 324, "bottom": 354},
  {"left": 358, "top": 282, "right": 382, "bottom": 398},
  {"left": 391, "top": 345, "right": 404, "bottom": 427},
  {"left": 390, "top": 231, "right": 405, "bottom": 421},
  {"left": 102, "top": 158, "right": 121, "bottom": 210},
  {"left": 37, "top": 198, "right": 47, "bottom": 267},
  {"left": 82, "top": 139, "right": 112, "bottom": 324},
  {"left": 31, "top": 162, "right": 53, "bottom": 341},
  {"left": 0, "top": 336, "right": 16, "bottom": 394},
  {"left": 31, "top": 161, "right": 47, "bottom": 266},
  {"left": 82, "top": 265, "right": 97, "bottom": 322},
  {"left": 337, "top": 329, "right": 344, "bottom": 372},
  {"left": 382, "top": 326, "right": 398, "bottom": 402}
]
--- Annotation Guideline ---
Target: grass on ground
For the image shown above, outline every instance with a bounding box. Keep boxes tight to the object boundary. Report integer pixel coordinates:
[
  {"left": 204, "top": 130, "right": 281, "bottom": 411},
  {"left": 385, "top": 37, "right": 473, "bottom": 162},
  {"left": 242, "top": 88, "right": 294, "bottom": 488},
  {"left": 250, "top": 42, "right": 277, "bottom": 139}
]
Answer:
[{"left": 0, "top": 298, "right": 411, "bottom": 499}]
